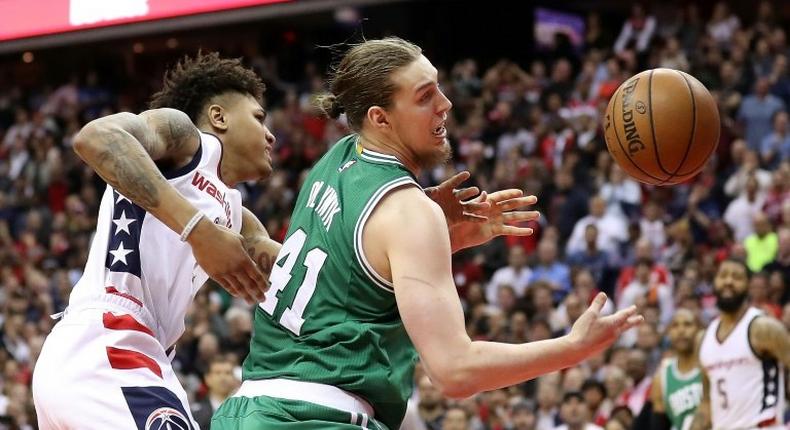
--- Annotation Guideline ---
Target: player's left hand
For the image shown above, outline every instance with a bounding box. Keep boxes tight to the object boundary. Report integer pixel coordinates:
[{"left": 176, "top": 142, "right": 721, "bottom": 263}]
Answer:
[
  {"left": 424, "top": 171, "right": 491, "bottom": 227},
  {"left": 449, "top": 189, "right": 540, "bottom": 251}
]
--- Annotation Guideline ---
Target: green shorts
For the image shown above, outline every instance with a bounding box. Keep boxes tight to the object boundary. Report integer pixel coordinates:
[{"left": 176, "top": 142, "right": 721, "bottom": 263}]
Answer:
[{"left": 211, "top": 395, "right": 388, "bottom": 430}]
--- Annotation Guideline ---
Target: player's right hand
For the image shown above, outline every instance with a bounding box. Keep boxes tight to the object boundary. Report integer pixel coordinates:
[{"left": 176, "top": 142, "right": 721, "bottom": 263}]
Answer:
[
  {"left": 568, "top": 293, "right": 643, "bottom": 357},
  {"left": 187, "top": 217, "right": 268, "bottom": 304}
]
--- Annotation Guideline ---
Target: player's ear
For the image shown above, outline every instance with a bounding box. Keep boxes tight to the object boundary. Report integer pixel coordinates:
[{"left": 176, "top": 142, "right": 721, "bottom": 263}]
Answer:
[
  {"left": 207, "top": 104, "right": 229, "bottom": 132},
  {"left": 366, "top": 106, "right": 390, "bottom": 130}
]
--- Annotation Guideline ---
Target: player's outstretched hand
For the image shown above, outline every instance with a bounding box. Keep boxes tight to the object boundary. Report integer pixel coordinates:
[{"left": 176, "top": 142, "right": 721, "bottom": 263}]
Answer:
[
  {"left": 448, "top": 188, "right": 540, "bottom": 251},
  {"left": 187, "top": 218, "right": 268, "bottom": 304},
  {"left": 425, "top": 171, "right": 491, "bottom": 227},
  {"left": 568, "top": 293, "right": 643, "bottom": 357}
]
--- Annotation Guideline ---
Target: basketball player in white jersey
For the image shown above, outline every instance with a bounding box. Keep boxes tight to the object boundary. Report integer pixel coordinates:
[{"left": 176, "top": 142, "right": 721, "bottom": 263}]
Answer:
[
  {"left": 691, "top": 259, "right": 790, "bottom": 430},
  {"left": 32, "top": 53, "right": 282, "bottom": 429}
]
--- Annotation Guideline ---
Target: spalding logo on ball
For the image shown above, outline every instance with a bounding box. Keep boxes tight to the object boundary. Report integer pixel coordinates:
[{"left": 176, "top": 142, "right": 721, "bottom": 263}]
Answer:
[{"left": 603, "top": 68, "right": 720, "bottom": 186}]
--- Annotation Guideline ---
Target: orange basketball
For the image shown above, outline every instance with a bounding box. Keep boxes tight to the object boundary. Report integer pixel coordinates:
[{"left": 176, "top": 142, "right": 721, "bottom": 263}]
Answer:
[{"left": 603, "top": 68, "right": 720, "bottom": 186}]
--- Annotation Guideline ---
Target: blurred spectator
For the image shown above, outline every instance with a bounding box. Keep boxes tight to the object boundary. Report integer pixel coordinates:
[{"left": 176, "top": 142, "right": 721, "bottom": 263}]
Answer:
[
  {"left": 566, "top": 196, "right": 627, "bottom": 256},
  {"left": 658, "top": 36, "right": 690, "bottom": 71},
  {"left": 605, "top": 406, "right": 634, "bottom": 430},
  {"left": 768, "top": 54, "right": 790, "bottom": 107},
  {"left": 441, "top": 406, "right": 469, "bottom": 430},
  {"left": 759, "top": 110, "right": 790, "bottom": 168},
  {"left": 510, "top": 400, "right": 538, "bottom": 430},
  {"left": 486, "top": 245, "right": 531, "bottom": 306},
  {"left": 571, "top": 270, "right": 614, "bottom": 316},
  {"left": 614, "top": 4, "right": 656, "bottom": 54},
  {"left": 529, "top": 240, "right": 572, "bottom": 301},
  {"left": 616, "top": 239, "right": 673, "bottom": 298},
  {"left": 619, "top": 349, "right": 651, "bottom": 417},
  {"left": 749, "top": 271, "right": 782, "bottom": 318},
  {"left": 528, "top": 282, "right": 565, "bottom": 333},
  {"left": 762, "top": 168, "right": 789, "bottom": 226},
  {"left": 220, "top": 307, "right": 252, "bottom": 363},
  {"left": 723, "top": 147, "right": 773, "bottom": 197},
  {"left": 535, "top": 377, "right": 561, "bottom": 430},
  {"left": 706, "top": 1, "right": 740, "bottom": 47},
  {"left": 763, "top": 227, "right": 789, "bottom": 280},
  {"left": 737, "top": 78, "right": 786, "bottom": 151},
  {"left": 553, "top": 293, "right": 586, "bottom": 337},
  {"left": 566, "top": 225, "right": 612, "bottom": 287},
  {"left": 599, "top": 165, "right": 641, "bottom": 221},
  {"left": 723, "top": 173, "right": 766, "bottom": 242},
  {"left": 545, "top": 170, "right": 591, "bottom": 243},
  {"left": 417, "top": 375, "right": 446, "bottom": 430},
  {"left": 618, "top": 258, "right": 673, "bottom": 328},
  {"left": 553, "top": 391, "right": 603, "bottom": 430},
  {"left": 744, "top": 212, "right": 779, "bottom": 272},
  {"left": 638, "top": 201, "right": 666, "bottom": 254},
  {"left": 191, "top": 355, "right": 239, "bottom": 430}
]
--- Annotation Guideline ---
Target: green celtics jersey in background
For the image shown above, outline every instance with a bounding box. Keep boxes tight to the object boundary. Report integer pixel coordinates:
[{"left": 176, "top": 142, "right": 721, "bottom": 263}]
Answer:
[
  {"left": 661, "top": 357, "right": 703, "bottom": 430},
  {"left": 243, "top": 134, "right": 420, "bottom": 429}
]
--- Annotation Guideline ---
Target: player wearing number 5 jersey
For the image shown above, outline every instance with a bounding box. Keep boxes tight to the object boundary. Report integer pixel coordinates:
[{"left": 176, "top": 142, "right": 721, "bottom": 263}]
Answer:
[
  {"left": 691, "top": 259, "right": 790, "bottom": 430},
  {"left": 212, "top": 37, "right": 644, "bottom": 430}
]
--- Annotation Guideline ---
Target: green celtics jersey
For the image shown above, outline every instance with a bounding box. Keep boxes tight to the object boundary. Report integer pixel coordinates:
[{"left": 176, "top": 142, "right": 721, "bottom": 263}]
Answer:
[
  {"left": 661, "top": 358, "right": 703, "bottom": 430},
  {"left": 243, "top": 134, "right": 420, "bottom": 429}
]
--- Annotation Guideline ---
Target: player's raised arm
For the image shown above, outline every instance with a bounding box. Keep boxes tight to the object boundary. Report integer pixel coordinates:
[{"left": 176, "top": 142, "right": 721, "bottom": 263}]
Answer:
[
  {"left": 369, "top": 186, "right": 642, "bottom": 398},
  {"left": 73, "top": 108, "right": 266, "bottom": 303},
  {"left": 72, "top": 108, "right": 200, "bottom": 231}
]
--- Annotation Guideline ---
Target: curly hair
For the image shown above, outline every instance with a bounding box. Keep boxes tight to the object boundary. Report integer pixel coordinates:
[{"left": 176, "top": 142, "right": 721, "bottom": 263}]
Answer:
[{"left": 149, "top": 51, "right": 265, "bottom": 124}]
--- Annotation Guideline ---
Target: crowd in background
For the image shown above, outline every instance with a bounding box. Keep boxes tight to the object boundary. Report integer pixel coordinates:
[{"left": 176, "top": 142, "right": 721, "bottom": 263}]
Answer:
[{"left": 0, "top": 1, "right": 789, "bottom": 429}]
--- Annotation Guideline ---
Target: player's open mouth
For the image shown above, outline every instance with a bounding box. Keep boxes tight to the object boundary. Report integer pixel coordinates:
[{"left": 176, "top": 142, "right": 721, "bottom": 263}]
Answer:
[{"left": 432, "top": 125, "right": 447, "bottom": 138}]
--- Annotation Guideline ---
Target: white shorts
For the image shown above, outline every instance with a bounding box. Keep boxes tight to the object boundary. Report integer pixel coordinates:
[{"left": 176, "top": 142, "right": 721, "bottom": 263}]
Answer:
[{"left": 32, "top": 306, "right": 199, "bottom": 430}]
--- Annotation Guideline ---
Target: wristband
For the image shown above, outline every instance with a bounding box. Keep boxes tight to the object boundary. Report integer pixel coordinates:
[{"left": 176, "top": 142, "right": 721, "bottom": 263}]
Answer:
[{"left": 180, "top": 212, "right": 205, "bottom": 242}]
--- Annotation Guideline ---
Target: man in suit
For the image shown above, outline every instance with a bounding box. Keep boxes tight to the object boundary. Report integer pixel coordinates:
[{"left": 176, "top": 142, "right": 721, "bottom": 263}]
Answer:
[{"left": 193, "top": 355, "right": 239, "bottom": 429}]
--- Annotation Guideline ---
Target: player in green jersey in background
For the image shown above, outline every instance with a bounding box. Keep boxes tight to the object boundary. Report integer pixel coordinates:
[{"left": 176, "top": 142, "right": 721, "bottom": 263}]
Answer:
[
  {"left": 650, "top": 309, "right": 703, "bottom": 430},
  {"left": 212, "top": 37, "right": 643, "bottom": 430}
]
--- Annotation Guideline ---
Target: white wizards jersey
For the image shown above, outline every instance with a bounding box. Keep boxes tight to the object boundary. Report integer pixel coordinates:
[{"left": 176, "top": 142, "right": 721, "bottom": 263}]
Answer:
[
  {"left": 699, "top": 307, "right": 785, "bottom": 430},
  {"left": 68, "top": 131, "right": 242, "bottom": 350}
]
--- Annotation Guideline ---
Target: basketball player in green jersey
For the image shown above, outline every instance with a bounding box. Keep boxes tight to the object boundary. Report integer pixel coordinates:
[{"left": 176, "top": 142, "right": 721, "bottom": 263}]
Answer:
[
  {"left": 212, "top": 37, "right": 643, "bottom": 430},
  {"left": 650, "top": 309, "right": 703, "bottom": 430}
]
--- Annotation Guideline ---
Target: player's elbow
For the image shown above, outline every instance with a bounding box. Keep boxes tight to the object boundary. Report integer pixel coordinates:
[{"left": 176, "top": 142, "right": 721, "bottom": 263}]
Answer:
[
  {"left": 73, "top": 119, "right": 117, "bottom": 161},
  {"left": 435, "top": 378, "right": 476, "bottom": 399},
  {"left": 72, "top": 121, "right": 103, "bottom": 159},
  {"left": 428, "top": 365, "right": 477, "bottom": 399},
  {"left": 73, "top": 113, "right": 137, "bottom": 160}
]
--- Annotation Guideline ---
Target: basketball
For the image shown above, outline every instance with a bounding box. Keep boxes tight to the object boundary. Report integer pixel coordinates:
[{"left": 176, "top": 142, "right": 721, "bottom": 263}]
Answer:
[{"left": 603, "top": 68, "right": 720, "bottom": 186}]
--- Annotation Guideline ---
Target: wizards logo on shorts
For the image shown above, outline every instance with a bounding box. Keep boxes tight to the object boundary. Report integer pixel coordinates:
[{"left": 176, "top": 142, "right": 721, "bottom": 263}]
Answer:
[
  {"left": 122, "top": 386, "right": 194, "bottom": 430},
  {"left": 145, "top": 407, "right": 190, "bottom": 430}
]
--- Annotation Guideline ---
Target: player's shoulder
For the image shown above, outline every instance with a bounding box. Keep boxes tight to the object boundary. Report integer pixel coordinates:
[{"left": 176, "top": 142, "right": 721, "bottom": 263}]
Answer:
[
  {"left": 748, "top": 314, "right": 786, "bottom": 341},
  {"left": 376, "top": 185, "right": 438, "bottom": 221},
  {"left": 139, "top": 108, "right": 200, "bottom": 161},
  {"left": 365, "top": 185, "right": 443, "bottom": 246}
]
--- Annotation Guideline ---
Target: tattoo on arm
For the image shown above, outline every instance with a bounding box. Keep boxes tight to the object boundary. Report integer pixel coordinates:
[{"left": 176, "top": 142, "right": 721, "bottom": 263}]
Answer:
[
  {"left": 94, "top": 128, "right": 164, "bottom": 209},
  {"left": 245, "top": 236, "right": 275, "bottom": 276},
  {"left": 160, "top": 109, "right": 199, "bottom": 155},
  {"left": 77, "top": 109, "right": 198, "bottom": 211}
]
